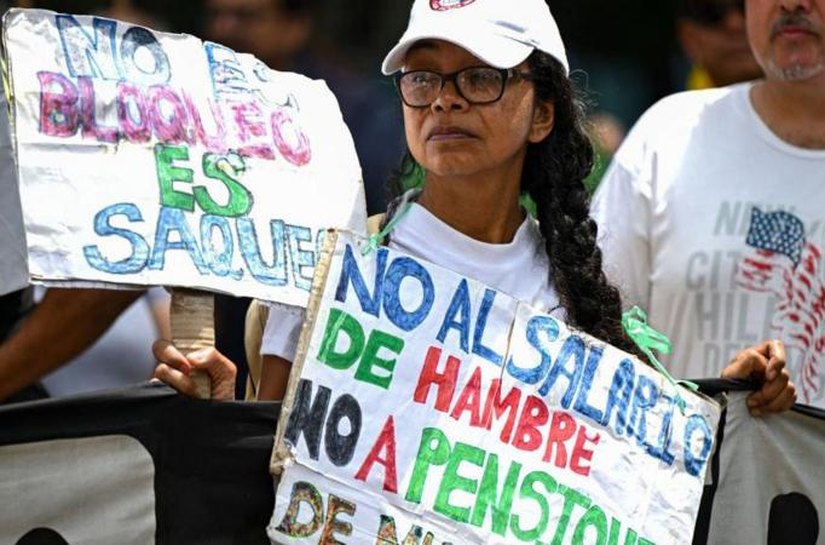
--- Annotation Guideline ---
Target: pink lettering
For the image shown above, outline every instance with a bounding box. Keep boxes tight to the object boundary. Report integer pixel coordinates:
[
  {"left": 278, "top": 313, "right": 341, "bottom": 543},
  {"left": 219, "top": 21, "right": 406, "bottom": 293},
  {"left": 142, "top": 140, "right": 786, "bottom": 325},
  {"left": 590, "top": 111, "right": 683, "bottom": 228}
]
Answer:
[
  {"left": 271, "top": 108, "right": 311, "bottom": 166},
  {"left": 117, "top": 82, "right": 151, "bottom": 143},
  {"left": 38, "top": 71, "right": 78, "bottom": 137},
  {"left": 147, "top": 85, "right": 189, "bottom": 144}
]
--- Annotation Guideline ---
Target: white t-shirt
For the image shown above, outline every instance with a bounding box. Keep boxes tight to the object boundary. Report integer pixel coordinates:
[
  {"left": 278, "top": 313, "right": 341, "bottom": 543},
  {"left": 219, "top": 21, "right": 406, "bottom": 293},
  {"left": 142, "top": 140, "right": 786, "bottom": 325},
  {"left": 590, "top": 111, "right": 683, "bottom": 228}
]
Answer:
[
  {"left": 591, "top": 82, "right": 825, "bottom": 407},
  {"left": 262, "top": 203, "right": 563, "bottom": 360}
]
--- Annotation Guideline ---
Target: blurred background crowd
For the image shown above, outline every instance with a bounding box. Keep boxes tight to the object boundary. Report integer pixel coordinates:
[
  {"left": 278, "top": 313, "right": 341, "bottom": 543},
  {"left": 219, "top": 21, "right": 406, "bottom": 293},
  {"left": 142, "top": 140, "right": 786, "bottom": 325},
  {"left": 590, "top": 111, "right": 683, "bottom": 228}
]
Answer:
[{"left": 1, "top": 0, "right": 761, "bottom": 201}]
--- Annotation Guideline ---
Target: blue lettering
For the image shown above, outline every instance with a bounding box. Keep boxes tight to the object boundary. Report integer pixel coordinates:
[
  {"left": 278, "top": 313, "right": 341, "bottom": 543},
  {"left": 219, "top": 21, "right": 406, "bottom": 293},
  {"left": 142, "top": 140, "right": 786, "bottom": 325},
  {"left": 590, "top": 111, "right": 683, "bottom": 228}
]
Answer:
[
  {"left": 646, "top": 394, "right": 676, "bottom": 465},
  {"left": 382, "top": 257, "right": 434, "bottom": 332},
  {"left": 472, "top": 289, "right": 504, "bottom": 366},
  {"left": 506, "top": 315, "right": 559, "bottom": 384},
  {"left": 83, "top": 202, "right": 149, "bottom": 274},
  {"left": 436, "top": 279, "right": 471, "bottom": 353},
  {"left": 627, "top": 376, "right": 659, "bottom": 446},
  {"left": 683, "top": 415, "right": 713, "bottom": 477},
  {"left": 601, "top": 359, "right": 635, "bottom": 436},
  {"left": 237, "top": 217, "right": 287, "bottom": 286},
  {"left": 56, "top": 15, "right": 119, "bottom": 80},
  {"left": 204, "top": 42, "right": 255, "bottom": 101},
  {"left": 334, "top": 244, "right": 387, "bottom": 316},
  {"left": 286, "top": 225, "right": 315, "bottom": 291},
  {"left": 200, "top": 214, "right": 236, "bottom": 278},
  {"left": 120, "top": 26, "right": 170, "bottom": 85},
  {"left": 573, "top": 345, "right": 605, "bottom": 422},
  {"left": 538, "top": 335, "right": 585, "bottom": 408},
  {"left": 148, "top": 207, "right": 208, "bottom": 273}
]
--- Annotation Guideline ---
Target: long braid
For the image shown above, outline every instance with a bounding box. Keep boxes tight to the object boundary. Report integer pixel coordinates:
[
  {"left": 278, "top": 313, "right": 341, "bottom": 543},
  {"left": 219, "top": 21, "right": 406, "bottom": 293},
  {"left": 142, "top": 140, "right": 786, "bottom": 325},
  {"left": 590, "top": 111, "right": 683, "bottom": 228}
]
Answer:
[{"left": 522, "top": 52, "right": 640, "bottom": 356}]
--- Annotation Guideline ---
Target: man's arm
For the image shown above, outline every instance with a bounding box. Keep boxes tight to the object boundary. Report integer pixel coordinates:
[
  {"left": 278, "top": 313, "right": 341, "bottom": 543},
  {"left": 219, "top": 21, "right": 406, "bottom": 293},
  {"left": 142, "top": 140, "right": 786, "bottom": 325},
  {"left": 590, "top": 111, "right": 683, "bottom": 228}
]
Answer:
[{"left": 0, "top": 287, "right": 142, "bottom": 400}]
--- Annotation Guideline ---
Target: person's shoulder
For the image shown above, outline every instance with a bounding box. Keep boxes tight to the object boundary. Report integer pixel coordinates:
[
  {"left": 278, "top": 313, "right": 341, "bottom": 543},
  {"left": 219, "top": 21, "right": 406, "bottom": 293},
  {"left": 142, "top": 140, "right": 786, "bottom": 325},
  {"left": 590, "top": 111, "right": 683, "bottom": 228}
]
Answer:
[
  {"left": 612, "top": 84, "right": 747, "bottom": 167},
  {"left": 636, "top": 86, "right": 740, "bottom": 132}
]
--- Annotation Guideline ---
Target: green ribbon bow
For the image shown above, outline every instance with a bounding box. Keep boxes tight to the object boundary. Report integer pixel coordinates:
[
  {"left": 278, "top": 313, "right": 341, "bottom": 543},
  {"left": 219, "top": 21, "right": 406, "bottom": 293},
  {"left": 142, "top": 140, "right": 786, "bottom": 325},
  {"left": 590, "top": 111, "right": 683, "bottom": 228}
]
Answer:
[
  {"left": 622, "top": 306, "right": 698, "bottom": 413},
  {"left": 362, "top": 200, "right": 414, "bottom": 256}
]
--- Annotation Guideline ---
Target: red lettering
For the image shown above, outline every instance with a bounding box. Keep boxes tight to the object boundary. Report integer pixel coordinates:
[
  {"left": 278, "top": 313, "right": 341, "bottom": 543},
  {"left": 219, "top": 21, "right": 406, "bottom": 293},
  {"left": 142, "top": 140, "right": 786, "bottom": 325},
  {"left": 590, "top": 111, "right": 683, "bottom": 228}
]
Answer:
[
  {"left": 512, "top": 395, "right": 549, "bottom": 451},
  {"left": 414, "top": 346, "right": 459, "bottom": 412},
  {"left": 481, "top": 379, "right": 522, "bottom": 443},
  {"left": 449, "top": 366, "right": 483, "bottom": 426},
  {"left": 354, "top": 416, "right": 398, "bottom": 493},
  {"left": 543, "top": 411, "right": 576, "bottom": 467},
  {"left": 570, "top": 427, "right": 600, "bottom": 476}
]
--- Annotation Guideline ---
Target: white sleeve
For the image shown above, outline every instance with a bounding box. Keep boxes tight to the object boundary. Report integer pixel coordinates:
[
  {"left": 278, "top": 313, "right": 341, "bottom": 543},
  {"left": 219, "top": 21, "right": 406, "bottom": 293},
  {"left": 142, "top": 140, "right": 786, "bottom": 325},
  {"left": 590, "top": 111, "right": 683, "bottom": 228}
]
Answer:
[
  {"left": 590, "top": 152, "right": 653, "bottom": 312},
  {"left": 260, "top": 302, "right": 306, "bottom": 362}
]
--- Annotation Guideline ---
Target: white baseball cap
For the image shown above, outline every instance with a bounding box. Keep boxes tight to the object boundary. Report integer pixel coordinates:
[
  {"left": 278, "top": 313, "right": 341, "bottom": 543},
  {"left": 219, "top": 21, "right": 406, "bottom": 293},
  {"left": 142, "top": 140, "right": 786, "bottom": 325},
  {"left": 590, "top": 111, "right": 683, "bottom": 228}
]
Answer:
[{"left": 381, "top": 0, "right": 569, "bottom": 76}]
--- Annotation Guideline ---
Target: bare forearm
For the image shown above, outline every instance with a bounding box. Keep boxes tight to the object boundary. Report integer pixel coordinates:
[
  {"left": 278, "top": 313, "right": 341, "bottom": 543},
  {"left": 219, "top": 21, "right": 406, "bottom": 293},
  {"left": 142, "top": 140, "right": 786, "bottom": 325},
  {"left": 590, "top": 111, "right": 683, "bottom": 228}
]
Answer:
[
  {"left": 259, "top": 354, "right": 292, "bottom": 401},
  {"left": 0, "top": 287, "right": 142, "bottom": 400}
]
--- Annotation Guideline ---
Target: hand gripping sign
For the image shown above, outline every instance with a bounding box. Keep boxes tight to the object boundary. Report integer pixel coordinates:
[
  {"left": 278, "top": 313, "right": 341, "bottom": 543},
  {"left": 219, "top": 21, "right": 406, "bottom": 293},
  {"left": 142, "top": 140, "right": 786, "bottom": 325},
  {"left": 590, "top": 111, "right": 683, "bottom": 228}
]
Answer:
[
  {"left": 2, "top": 9, "right": 366, "bottom": 391},
  {"left": 268, "top": 230, "right": 722, "bottom": 545}
]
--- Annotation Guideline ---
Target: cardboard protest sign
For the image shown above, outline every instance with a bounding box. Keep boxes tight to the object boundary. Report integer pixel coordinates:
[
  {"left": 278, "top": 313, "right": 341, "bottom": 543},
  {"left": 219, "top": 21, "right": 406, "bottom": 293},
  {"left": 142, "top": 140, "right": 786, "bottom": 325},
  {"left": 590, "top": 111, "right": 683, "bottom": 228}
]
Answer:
[
  {"left": 2, "top": 9, "right": 365, "bottom": 305},
  {"left": 268, "top": 231, "right": 722, "bottom": 545},
  {"left": 0, "top": 90, "right": 28, "bottom": 297}
]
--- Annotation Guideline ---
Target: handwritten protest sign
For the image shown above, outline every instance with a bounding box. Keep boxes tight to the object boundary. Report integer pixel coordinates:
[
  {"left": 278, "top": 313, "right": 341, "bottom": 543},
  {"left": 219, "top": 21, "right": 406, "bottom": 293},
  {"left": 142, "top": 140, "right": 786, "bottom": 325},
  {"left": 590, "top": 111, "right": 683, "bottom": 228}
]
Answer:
[
  {"left": 2, "top": 9, "right": 365, "bottom": 305},
  {"left": 269, "top": 230, "right": 722, "bottom": 545},
  {"left": 0, "top": 90, "right": 27, "bottom": 297}
]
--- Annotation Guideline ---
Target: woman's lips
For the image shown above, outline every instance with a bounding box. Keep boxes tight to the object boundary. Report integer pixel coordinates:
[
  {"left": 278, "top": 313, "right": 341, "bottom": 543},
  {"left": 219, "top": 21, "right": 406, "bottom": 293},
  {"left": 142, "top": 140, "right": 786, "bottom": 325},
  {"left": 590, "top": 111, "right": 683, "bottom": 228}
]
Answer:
[{"left": 427, "top": 126, "right": 475, "bottom": 141}]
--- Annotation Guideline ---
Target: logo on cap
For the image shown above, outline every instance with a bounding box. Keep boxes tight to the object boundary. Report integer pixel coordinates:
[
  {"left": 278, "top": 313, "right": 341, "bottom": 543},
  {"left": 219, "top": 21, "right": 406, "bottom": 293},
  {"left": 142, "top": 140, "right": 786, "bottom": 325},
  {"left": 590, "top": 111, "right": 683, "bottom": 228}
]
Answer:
[{"left": 430, "top": 0, "right": 476, "bottom": 11}]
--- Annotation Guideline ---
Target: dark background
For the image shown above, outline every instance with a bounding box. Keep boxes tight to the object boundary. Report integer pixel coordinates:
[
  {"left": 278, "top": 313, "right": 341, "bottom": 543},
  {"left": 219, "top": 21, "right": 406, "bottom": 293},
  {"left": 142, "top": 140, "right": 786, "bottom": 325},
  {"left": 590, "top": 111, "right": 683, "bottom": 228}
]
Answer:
[{"left": 9, "top": 0, "right": 686, "bottom": 128}]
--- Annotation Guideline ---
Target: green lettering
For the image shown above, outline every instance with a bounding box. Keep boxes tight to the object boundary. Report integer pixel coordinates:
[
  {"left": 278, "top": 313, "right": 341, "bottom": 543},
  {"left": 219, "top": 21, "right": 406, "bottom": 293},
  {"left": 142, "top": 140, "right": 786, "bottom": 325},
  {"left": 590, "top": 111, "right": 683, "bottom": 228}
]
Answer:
[
  {"left": 354, "top": 329, "right": 404, "bottom": 389},
  {"left": 434, "top": 442, "right": 484, "bottom": 523},
  {"left": 608, "top": 518, "right": 638, "bottom": 545},
  {"left": 510, "top": 471, "right": 556, "bottom": 542},
  {"left": 317, "top": 309, "right": 365, "bottom": 370},
  {"left": 196, "top": 152, "right": 253, "bottom": 217},
  {"left": 405, "top": 428, "right": 451, "bottom": 504},
  {"left": 551, "top": 485, "right": 591, "bottom": 545},
  {"left": 155, "top": 143, "right": 194, "bottom": 211},
  {"left": 572, "top": 505, "right": 608, "bottom": 545},
  {"left": 470, "top": 454, "right": 520, "bottom": 535}
]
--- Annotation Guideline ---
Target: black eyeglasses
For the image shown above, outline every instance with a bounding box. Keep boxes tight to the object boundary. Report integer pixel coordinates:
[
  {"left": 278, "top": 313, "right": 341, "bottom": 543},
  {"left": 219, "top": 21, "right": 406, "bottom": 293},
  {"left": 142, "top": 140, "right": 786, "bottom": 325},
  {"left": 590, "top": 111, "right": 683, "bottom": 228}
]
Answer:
[
  {"left": 683, "top": 0, "right": 745, "bottom": 26},
  {"left": 394, "top": 66, "right": 533, "bottom": 108}
]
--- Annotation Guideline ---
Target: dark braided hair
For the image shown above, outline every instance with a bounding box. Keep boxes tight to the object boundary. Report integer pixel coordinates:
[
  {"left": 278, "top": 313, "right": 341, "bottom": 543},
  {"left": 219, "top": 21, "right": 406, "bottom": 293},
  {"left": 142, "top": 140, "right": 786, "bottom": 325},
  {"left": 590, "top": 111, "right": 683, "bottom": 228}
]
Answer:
[
  {"left": 383, "top": 51, "right": 639, "bottom": 355},
  {"left": 520, "top": 51, "right": 638, "bottom": 355}
]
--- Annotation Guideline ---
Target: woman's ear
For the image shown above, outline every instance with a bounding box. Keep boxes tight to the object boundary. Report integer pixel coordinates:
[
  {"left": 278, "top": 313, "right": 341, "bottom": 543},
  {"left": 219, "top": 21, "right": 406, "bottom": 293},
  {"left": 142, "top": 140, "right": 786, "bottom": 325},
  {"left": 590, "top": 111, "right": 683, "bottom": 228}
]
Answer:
[{"left": 529, "top": 100, "right": 555, "bottom": 143}]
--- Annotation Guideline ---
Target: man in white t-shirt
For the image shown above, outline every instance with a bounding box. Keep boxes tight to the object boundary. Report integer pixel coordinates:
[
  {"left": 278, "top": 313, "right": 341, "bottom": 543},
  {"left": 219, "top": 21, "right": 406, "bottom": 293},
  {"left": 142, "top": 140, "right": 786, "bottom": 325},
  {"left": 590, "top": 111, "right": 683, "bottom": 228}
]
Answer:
[{"left": 592, "top": 0, "right": 825, "bottom": 408}]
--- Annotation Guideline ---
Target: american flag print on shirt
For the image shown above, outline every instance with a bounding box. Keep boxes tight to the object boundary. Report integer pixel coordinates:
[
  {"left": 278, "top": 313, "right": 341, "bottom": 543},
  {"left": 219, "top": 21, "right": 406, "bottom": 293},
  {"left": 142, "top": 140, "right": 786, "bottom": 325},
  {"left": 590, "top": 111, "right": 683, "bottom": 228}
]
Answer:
[{"left": 737, "top": 208, "right": 825, "bottom": 403}]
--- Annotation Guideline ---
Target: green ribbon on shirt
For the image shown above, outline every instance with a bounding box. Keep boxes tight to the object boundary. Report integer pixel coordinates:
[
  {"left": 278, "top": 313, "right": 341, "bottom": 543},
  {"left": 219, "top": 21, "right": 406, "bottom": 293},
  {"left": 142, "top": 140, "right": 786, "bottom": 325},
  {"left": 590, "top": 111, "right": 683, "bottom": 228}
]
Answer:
[
  {"left": 622, "top": 306, "right": 699, "bottom": 413},
  {"left": 362, "top": 199, "right": 414, "bottom": 256}
]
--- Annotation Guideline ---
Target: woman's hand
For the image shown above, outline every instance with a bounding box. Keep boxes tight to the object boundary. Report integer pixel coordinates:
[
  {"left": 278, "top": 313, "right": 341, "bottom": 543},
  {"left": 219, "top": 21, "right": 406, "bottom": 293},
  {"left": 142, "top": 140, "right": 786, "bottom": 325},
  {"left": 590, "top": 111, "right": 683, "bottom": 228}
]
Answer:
[
  {"left": 152, "top": 340, "right": 237, "bottom": 400},
  {"left": 721, "top": 340, "right": 796, "bottom": 416}
]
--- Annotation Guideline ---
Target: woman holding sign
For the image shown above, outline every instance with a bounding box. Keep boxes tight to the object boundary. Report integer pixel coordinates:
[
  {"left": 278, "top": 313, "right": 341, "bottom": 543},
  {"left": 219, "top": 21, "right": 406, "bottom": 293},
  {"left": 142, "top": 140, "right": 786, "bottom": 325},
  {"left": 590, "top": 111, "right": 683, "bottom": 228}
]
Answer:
[{"left": 154, "top": 0, "right": 795, "bottom": 415}]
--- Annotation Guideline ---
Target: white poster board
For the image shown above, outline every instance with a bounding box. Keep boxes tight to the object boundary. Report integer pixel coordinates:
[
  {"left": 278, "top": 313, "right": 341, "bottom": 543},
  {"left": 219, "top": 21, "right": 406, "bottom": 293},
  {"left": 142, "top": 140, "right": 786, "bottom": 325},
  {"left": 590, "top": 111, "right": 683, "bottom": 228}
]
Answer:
[
  {"left": 3, "top": 9, "right": 366, "bottom": 305},
  {"left": 0, "top": 89, "right": 27, "bottom": 297},
  {"left": 269, "top": 231, "right": 722, "bottom": 545}
]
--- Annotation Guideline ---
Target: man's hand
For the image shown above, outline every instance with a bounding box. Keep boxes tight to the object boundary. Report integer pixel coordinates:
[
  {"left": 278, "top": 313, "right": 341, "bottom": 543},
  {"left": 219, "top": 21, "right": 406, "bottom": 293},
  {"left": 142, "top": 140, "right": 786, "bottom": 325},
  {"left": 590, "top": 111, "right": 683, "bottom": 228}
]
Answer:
[
  {"left": 722, "top": 340, "right": 796, "bottom": 416},
  {"left": 152, "top": 340, "right": 237, "bottom": 400}
]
